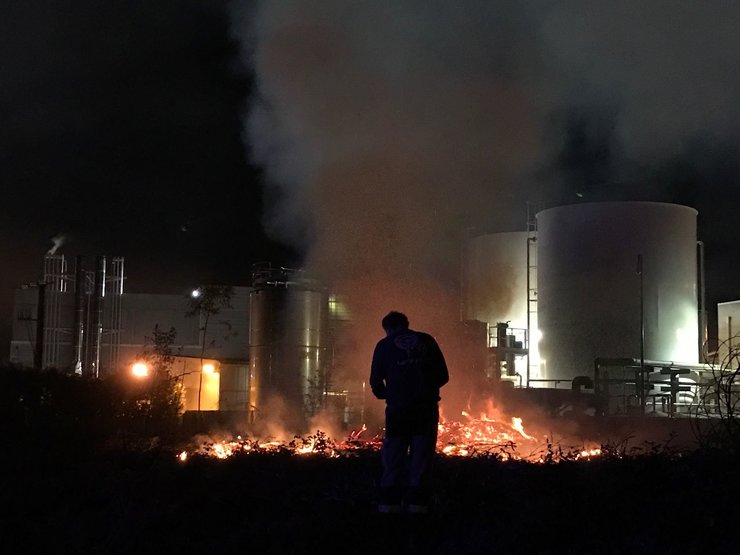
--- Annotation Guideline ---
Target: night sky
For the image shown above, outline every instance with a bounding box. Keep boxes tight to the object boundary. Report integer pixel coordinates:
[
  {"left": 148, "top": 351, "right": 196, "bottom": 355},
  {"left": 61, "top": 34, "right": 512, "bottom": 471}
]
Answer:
[
  {"left": 0, "top": 1, "right": 296, "bottom": 357},
  {"left": 3, "top": 1, "right": 740, "bottom": 360}
]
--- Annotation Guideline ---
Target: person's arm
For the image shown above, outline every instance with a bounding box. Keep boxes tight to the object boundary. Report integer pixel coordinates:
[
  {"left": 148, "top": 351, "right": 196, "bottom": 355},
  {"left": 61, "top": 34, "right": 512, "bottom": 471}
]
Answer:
[
  {"left": 430, "top": 338, "right": 449, "bottom": 388},
  {"left": 369, "top": 341, "right": 387, "bottom": 399}
]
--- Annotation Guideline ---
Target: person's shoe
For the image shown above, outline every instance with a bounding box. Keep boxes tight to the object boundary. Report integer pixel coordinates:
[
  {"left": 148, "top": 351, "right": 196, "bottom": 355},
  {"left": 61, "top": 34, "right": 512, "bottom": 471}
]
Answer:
[{"left": 378, "top": 503, "right": 402, "bottom": 513}]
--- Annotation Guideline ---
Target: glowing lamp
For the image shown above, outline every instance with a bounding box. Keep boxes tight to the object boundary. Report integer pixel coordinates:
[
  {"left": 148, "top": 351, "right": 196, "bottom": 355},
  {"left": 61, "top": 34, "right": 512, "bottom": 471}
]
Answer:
[
  {"left": 202, "top": 363, "right": 216, "bottom": 374},
  {"left": 132, "top": 362, "right": 149, "bottom": 378}
]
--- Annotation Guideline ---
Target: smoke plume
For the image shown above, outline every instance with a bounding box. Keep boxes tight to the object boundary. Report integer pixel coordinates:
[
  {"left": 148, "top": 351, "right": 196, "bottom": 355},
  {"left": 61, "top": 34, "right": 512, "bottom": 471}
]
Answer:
[
  {"left": 231, "top": 1, "right": 740, "bottom": 399},
  {"left": 47, "top": 233, "right": 66, "bottom": 255}
]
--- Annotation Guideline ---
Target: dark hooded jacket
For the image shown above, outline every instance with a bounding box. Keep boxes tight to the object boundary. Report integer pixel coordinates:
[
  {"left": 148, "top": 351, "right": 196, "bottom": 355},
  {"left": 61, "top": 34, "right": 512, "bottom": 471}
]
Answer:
[{"left": 370, "top": 329, "right": 449, "bottom": 435}]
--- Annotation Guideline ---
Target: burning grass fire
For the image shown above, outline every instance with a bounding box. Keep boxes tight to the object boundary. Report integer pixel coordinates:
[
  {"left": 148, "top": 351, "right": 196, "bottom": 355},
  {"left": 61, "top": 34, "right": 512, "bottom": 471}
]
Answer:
[{"left": 178, "top": 408, "right": 602, "bottom": 464}]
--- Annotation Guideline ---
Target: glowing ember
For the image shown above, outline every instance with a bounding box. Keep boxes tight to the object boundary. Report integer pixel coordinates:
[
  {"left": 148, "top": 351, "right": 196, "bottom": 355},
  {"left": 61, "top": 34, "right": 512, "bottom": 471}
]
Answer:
[
  {"left": 577, "top": 448, "right": 602, "bottom": 459},
  {"left": 436, "top": 410, "right": 539, "bottom": 459}
]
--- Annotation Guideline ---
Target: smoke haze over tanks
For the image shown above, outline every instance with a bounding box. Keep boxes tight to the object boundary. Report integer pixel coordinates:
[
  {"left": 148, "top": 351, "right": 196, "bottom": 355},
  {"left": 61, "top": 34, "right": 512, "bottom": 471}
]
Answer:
[
  {"left": 234, "top": 1, "right": 740, "bottom": 374},
  {"left": 236, "top": 2, "right": 740, "bottom": 265}
]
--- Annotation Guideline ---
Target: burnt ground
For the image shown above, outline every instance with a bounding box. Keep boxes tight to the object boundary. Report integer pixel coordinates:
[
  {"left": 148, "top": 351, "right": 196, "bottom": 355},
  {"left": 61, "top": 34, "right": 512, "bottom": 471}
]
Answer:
[{"left": 3, "top": 445, "right": 738, "bottom": 555}]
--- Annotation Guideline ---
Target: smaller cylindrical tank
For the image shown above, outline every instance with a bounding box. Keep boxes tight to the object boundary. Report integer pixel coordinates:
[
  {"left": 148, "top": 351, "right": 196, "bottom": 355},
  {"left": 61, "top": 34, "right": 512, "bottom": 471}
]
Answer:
[{"left": 248, "top": 265, "right": 327, "bottom": 427}]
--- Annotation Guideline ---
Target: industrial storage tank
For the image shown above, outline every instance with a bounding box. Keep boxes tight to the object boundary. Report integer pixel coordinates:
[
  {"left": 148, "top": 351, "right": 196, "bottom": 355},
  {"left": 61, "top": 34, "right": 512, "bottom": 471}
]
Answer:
[
  {"left": 464, "top": 231, "right": 528, "bottom": 328},
  {"left": 248, "top": 265, "right": 327, "bottom": 427},
  {"left": 536, "top": 202, "right": 698, "bottom": 382}
]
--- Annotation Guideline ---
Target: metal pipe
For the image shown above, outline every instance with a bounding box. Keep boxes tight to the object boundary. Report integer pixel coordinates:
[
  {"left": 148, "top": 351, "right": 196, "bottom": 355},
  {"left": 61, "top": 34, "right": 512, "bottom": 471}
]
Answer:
[
  {"left": 72, "top": 256, "right": 85, "bottom": 375},
  {"left": 697, "top": 241, "right": 707, "bottom": 362},
  {"left": 89, "top": 256, "right": 106, "bottom": 378},
  {"left": 42, "top": 255, "right": 69, "bottom": 369},
  {"left": 526, "top": 236, "right": 535, "bottom": 388},
  {"left": 730, "top": 316, "right": 734, "bottom": 351},
  {"left": 107, "top": 257, "right": 124, "bottom": 372},
  {"left": 526, "top": 237, "right": 531, "bottom": 388},
  {"left": 33, "top": 282, "right": 46, "bottom": 370}
]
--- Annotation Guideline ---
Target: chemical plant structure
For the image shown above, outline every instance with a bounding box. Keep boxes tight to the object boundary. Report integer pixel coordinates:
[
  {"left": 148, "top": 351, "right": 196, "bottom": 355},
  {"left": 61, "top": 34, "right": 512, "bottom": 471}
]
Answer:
[
  {"left": 465, "top": 201, "right": 713, "bottom": 420},
  {"left": 11, "top": 255, "right": 252, "bottom": 417},
  {"left": 10, "top": 201, "right": 740, "bottom": 432}
]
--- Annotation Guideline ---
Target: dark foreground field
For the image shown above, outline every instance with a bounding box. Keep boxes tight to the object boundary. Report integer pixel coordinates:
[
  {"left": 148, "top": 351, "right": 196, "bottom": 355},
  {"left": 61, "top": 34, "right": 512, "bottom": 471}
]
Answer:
[{"left": 4, "top": 445, "right": 739, "bottom": 555}]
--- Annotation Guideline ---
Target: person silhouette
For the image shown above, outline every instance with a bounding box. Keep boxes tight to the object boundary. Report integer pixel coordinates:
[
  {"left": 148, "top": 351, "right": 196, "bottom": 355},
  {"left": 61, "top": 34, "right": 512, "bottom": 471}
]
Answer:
[{"left": 370, "top": 311, "right": 449, "bottom": 513}]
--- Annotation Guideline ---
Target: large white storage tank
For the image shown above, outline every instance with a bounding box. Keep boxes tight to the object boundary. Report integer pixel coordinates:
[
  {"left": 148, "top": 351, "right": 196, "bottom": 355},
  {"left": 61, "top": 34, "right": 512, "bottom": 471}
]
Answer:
[
  {"left": 537, "top": 202, "right": 698, "bottom": 381},
  {"left": 464, "top": 231, "right": 528, "bottom": 328}
]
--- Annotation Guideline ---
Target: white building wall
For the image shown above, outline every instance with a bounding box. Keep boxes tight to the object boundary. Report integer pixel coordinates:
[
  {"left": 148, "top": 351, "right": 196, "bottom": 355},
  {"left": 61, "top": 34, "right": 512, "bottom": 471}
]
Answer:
[{"left": 717, "top": 300, "right": 740, "bottom": 368}]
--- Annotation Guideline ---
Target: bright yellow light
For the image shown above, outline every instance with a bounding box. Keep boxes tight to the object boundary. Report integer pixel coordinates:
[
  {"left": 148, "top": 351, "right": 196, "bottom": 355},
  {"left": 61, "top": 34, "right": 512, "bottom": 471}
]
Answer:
[
  {"left": 132, "top": 362, "right": 149, "bottom": 378},
  {"left": 202, "top": 363, "right": 216, "bottom": 374}
]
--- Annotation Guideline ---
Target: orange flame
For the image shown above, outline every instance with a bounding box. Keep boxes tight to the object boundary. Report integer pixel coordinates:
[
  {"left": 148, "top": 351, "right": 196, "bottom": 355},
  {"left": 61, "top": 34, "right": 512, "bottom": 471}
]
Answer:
[{"left": 178, "top": 404, "right": 601, "bottom": 463}]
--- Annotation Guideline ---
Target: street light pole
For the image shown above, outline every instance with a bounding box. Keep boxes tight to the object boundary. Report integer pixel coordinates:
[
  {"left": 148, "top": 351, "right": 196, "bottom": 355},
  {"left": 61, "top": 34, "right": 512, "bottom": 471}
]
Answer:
[{"left": 637, "top": 254, "right": 645, "bottom": 415}]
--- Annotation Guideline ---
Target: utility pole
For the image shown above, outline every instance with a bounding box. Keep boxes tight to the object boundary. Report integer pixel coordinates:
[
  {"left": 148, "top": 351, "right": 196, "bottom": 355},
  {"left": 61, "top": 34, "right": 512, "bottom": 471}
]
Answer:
[{"left": 637, "top": 254, "right": 645, "bottom": 415}]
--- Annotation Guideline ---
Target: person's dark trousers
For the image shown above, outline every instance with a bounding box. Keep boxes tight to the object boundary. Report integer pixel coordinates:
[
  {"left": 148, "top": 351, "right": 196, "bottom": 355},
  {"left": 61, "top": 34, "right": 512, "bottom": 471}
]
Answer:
[{"left": 378, "top": 407, "right": 438, "bottom": 512}]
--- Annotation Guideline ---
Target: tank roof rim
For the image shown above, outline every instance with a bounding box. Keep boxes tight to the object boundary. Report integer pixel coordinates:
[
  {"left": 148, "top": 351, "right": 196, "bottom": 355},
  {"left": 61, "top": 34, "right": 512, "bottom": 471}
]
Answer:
[{"left": 536, "top": 201, "right": 698, "bottom": 217}]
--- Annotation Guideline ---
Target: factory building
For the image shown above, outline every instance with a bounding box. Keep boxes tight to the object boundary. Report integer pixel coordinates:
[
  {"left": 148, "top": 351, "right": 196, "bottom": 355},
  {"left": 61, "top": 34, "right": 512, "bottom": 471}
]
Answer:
[
  {"left": 717, "top": 300, "right": 740, "bottom": 367},
  {"left": 463, "top": 201, "right": 715, "bottom": 416},
  {"left": 9, "top": 257, "right": 357, "bottom": 428},
  {"left": 9, "top": 254, "right": 250, "bottom": 413}
]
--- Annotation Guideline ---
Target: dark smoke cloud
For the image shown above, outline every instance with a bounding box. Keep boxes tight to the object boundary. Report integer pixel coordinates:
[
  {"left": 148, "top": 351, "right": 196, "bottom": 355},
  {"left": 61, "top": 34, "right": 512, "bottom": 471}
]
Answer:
[
  {"left": 232, "top": 1, "right": 740, "bottom": 384},
  {"left": 541, "top": 1, "right": 740, "bottom": 160}
]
